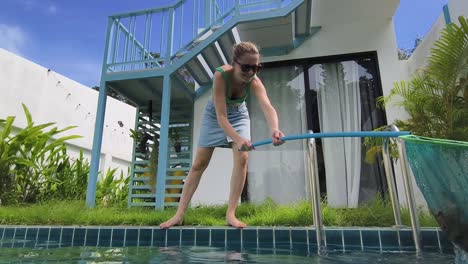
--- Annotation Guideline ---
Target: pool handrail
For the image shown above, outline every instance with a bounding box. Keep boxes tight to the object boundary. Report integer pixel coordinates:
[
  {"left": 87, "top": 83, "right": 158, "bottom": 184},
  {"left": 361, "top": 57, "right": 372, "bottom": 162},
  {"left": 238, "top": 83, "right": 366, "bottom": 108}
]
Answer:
[{"left": 252, "top": 129, "right": 422, "bottom": 253}]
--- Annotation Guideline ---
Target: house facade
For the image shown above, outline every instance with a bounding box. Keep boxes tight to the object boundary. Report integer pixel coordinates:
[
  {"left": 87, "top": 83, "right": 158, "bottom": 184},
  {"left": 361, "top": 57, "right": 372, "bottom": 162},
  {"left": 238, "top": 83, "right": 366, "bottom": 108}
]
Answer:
[
  {"left": 1, "top": 0, "right": 465, "bottom": 210},
  {"left": 193, "top": 0, "right": 466, "bottom": 208}
]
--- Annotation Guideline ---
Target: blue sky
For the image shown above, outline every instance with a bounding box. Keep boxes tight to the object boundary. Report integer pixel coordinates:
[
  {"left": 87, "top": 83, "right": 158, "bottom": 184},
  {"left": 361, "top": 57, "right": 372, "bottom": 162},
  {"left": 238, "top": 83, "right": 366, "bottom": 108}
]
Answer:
[{"left": 0, "top": 0, "right": 448, "bottom": 88}]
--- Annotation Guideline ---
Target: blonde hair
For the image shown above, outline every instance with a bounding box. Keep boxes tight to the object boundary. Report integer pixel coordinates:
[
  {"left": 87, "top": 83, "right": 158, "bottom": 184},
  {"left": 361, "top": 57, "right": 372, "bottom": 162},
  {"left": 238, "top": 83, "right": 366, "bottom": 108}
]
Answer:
[{"left": 232, "top": 42, "right": 259, "bottom": 63}]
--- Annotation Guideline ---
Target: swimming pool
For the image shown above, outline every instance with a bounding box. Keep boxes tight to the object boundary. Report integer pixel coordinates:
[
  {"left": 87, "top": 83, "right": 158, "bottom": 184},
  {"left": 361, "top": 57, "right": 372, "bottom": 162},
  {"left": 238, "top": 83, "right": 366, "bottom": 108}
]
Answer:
[
  {"left": 0, "top": 225, "right": 455, "bottom": 263},
  {"left": 0, "top": 246, "right": 455, "bottom": 263}
]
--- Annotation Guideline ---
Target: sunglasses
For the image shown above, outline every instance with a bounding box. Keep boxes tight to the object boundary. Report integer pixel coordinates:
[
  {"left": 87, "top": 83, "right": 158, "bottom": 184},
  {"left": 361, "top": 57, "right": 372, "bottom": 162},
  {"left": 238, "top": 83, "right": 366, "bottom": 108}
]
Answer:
[{"left": 234, "top": 59, "right": 262, "bottom": 73}]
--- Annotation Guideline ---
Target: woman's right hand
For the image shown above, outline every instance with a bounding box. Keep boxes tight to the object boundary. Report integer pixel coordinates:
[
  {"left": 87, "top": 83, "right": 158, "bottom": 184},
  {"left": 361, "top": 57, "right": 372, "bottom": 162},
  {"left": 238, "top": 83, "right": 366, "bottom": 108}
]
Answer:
[{"left": 236, "top": 138, "right": 254, "bottom": 152}]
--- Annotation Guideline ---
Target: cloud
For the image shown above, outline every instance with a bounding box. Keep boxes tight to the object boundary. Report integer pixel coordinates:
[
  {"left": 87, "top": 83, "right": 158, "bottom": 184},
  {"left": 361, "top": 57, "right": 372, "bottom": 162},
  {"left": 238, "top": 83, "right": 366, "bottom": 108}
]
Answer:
[
  {"left": 15, "top": 0, "right": 59, "bottom": 15},
  {"left": 0, "top": 24, "right": 27, "bottom": 55},
  {"left": 45, "top": 5, "right": 58, "bottom": 15}
]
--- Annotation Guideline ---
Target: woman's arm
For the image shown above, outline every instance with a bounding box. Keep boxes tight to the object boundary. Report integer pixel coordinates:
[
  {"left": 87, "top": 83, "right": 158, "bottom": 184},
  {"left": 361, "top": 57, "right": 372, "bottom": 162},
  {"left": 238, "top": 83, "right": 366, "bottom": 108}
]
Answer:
[
  {"left": 212, "top": 71, "right": 253, "bottom": 150},
  {"left": 251, "top": 78, "right": 285, "bottom": 145}
]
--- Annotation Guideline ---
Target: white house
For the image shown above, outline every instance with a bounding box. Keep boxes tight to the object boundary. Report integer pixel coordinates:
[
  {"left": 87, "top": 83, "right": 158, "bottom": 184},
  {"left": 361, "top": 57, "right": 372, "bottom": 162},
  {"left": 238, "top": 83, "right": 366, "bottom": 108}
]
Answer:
[{"left": 1, "top": 0, "right": 465, "bottom": 209}]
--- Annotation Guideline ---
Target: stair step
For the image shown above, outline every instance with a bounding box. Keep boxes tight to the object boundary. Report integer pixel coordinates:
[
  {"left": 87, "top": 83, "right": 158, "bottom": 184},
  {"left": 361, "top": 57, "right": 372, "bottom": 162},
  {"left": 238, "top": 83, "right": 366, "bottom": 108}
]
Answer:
[
  {"left": 175, "top": 52, "right": 186, "bottom": 57},
  {"left": 131, "top": 176, "right": 151, "bottom": 182},
  {"left": 201, "top": 43, "right": 224, "bottom": 73},
  {"left": 129, "top": 202, "right": 156, "bottom": 207},
  {"left": 165, "top": 193, "right": 182, "bottom": 198},
  {"left": 167, "top": 167, "right": 190, "bottom": 172},
  {"left": 185, "top": 56, "right": 211, "bottom": 85},
  {"left": 165, "top": 176, "right": 186, "bottom": 180},
  {"left": 193, "top": 38, "right": 203, "bottom": 44},
  {"left": 166, "top": 184, "right": 184, "bottom": 189},
  {"left": 130, "top": 194, "right": 156, "bottom": 198},
  {"left": 130, "top": 185, "right": 153, "bottom": 190},
  {"left": 135, "top": 129, "right": 158, "bottom": 134},
  {"left": 169, "top": 158, "right": 191, "bottom": 163},
  {"left": 133, "top": 160, "right": 151, "bottom": 165},
  {"left": 211, "top": 25, "right": 222, "bottom": 31},
  {"left": 133, "top": 168, "right": 152, "bottom": 173},
  {"left": 164, "top": 202, "right": 180, "bottom": 207},
  {"left": 170, "top": 150, "right": 191, "bottom": 155},
  {"left": 138, "top": 118, "right": 159, "bottom": 124},
  {"left": 217, "top": 30, "right": 236, "bottom": 64}
]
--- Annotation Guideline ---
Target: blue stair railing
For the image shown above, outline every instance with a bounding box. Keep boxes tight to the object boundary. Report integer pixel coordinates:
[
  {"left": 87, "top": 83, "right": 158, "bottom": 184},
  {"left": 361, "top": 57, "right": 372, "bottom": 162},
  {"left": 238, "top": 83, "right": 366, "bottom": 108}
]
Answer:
[{"left": 104, "top": 0, "right": 298, "bottom": 74}]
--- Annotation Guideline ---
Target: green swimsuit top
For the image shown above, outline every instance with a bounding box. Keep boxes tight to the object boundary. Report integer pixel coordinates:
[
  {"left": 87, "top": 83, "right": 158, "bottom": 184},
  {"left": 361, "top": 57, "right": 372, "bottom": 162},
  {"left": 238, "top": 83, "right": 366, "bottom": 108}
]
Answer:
[{"left": 214, "top": 67, "right": 252, "bottom": 104}]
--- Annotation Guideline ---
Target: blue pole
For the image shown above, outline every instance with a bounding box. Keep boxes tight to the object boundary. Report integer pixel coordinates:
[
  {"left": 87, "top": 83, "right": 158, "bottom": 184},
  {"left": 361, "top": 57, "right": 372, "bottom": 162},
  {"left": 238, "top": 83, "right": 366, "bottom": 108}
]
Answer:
[
  {"left": 155, "top": 74, "right": 172, "bottom": 209},
  {"left": 204, "top": 0, "right": 212, "bottom": 28},
  {"left": 251, "top": 131, "right": 411, "bottom": 148},
  {"left": 86, "top": 18, "right": 114, "bottom": 208},
  {"left": 128, "top": 106, "right": 140, "bottom": 207},
  {"left": 443, "top": 4, "right": 452, "bottom": 25},
  {"left": 165, "top": 7, "right": 175, "bottom": 65},
  {"left": 86, "top": 79, "right": 108, "bottom": 208}
]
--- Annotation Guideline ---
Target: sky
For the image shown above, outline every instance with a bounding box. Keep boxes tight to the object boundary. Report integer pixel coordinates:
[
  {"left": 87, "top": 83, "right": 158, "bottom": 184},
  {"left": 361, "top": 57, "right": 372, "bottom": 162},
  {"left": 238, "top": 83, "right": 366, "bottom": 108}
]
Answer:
[{"left": 0, "top": 0, "right": 449, "bottom": 88}]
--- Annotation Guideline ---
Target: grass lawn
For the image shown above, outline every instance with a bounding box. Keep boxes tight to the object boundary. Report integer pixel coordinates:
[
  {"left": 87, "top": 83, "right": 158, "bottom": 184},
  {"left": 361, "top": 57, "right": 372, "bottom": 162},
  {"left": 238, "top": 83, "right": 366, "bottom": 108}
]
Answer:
[{"left": 0, "top": 199, "right": 438, "bottom": 227}]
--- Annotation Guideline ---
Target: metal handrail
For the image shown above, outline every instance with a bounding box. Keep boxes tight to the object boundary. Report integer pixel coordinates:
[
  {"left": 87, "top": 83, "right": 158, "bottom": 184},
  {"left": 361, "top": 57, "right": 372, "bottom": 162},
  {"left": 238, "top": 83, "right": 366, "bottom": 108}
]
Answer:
[
  {"left": 306, "top": 130, "right": 325, "bottom": 252},
  {"left": 103, "top": 0, "right": 294, "bottom": 73},
  {"left": 382, "top": 124, "right": 422, "bottom": 252},
  {"left": 382, "top": 124, "right": 404, "bottom": 227},
  {"left": 292, "top": 128, "right": 422, "bottom": 253},
  {"left": 396, "top": 137, "right": 422, "bottom": 251}
]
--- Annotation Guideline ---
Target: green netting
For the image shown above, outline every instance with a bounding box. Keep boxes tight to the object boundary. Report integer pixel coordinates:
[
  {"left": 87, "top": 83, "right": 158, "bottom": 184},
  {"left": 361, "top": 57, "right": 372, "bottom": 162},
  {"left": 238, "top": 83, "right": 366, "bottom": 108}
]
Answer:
[{"left": 400, "top": 135, "right": 468, "bottom": 251}]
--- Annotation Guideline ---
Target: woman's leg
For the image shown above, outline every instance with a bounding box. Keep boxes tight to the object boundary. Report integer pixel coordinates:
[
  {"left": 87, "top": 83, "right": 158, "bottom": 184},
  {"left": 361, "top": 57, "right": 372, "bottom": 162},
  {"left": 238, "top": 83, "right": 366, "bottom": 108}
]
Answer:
[
  {"left": 160, "top": 146, "right": 215, "bottom": 228},
  {"left": 226, "top": 144, "right": 249, "bottom": 228}
]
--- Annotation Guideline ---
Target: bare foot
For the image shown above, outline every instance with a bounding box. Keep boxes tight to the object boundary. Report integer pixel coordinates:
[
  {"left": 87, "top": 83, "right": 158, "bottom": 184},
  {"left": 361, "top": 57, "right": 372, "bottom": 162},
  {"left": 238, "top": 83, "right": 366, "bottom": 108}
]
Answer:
[
  {"left": 160, "top": 216, "right": 183, "bottom": 229},
  {"left": 226, "top": 215, "right": 247, "bottom": 228}
]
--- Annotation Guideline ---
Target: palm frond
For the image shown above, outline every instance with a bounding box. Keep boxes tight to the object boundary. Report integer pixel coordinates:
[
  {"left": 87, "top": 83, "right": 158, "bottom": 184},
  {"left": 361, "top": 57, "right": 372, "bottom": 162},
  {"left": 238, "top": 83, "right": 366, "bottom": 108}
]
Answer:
[{"left": 379, "top": 16, "right": 468, "bottom": 141}]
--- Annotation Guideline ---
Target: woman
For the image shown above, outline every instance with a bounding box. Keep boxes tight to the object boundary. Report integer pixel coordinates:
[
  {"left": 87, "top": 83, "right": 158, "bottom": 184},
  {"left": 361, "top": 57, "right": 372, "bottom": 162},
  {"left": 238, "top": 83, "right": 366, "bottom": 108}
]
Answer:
[{"left": 160, "top": 42, "right": 285, "bottom": 229}]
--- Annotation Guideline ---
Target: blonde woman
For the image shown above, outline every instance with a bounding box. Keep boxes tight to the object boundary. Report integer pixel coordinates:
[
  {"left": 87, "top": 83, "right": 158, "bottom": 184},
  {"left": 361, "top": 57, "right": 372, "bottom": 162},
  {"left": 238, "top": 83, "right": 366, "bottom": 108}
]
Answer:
[{"left": 160, "top": 42, "right": 284, "bottom": 228}]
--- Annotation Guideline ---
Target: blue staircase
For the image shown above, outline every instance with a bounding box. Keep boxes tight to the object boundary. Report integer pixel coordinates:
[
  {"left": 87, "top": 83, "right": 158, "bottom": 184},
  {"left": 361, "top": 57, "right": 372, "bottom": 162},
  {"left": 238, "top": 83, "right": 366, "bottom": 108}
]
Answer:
[{"left": 87, "top": 0, "right": 319, "bottom": 209}]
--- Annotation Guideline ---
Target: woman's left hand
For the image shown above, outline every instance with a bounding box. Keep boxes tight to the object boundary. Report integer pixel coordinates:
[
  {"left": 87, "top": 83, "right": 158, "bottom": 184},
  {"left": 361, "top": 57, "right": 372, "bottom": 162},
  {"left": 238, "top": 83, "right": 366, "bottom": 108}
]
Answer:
[{"left": 271, "top": 129, "right": 285, "bottom": 146}]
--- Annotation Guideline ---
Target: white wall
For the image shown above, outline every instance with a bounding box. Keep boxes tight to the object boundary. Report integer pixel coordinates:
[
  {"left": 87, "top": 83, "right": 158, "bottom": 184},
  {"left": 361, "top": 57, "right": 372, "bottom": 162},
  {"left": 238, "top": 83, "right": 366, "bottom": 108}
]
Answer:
[
  {"left": 448, "top": 0, "right": 468, "bottom": 23},
  {"left": 0, "top": 48, "right": 136, "bottom": 178},
  {"left": 405, "top": 14, "right": 447, "bottom": 76},
  {"left": 405, "top": 0, "right": 467, "bottom": 77}
]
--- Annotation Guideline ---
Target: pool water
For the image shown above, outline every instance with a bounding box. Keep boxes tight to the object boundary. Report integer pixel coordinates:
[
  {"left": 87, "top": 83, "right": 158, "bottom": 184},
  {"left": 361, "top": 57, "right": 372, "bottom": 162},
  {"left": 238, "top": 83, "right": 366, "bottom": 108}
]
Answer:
[{"left": 0, "top": 246, "right": 455, "bottom": 263}]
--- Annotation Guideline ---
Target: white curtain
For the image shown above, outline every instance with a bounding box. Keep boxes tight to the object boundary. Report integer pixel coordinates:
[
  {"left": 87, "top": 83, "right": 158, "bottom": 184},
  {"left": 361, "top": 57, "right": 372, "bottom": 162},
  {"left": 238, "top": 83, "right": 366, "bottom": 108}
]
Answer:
[
  {"left": 310, "top": 61, "right": 362, "bottom": 208},
  {"left": 247, "top": 66, "right": 310, "bottom": 204}
]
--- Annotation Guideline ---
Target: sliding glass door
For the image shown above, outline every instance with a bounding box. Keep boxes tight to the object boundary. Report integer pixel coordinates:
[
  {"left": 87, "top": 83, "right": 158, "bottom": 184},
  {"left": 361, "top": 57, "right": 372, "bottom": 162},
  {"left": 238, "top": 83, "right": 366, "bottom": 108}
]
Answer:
[
  {"left": 247, "top": 66, "right": 310, "bottom": 204},
  {"left": 247, "top": 53, "right": 388, "bottom": 207}
]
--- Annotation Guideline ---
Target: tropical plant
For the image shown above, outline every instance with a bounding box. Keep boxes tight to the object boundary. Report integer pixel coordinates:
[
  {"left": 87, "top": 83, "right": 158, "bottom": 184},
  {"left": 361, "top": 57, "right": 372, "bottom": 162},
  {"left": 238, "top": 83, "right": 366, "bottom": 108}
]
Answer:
[
  {"left": 366, "top": 16, "right": 468, "bottom": 163},
  {"left": 379, "top": 16, "right": 468, "bottom": 141},
  {"left": 169, "top": 127, "right": 182, "bottom": 153},
  {"left": 0, "top": 103, "right": 81, "bottom": 204},
  {"left": 38, "top": 150, "right": 90, "bottom": 201},
  {"left": 97, "top": 167, "right": 130, "bottom": 207},
  {"left": 129, "top": 128, "right": 142, "bottom": 142}
]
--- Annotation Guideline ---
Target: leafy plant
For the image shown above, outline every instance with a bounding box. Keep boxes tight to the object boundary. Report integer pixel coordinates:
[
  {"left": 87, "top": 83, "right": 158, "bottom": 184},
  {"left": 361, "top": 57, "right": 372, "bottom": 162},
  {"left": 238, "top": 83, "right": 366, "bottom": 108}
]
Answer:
[
  {"left": 129, "top": 129, "right": 142, "bottom": 142},
  {"left": 97, "top": 168, "right": 129, "bottom": 207},
  {"left": 38, "top": 150, "right": 90, "bottom": 201},
  {"left": 379, "top": 16, "right": 468, "bottom": 141},
  {"left": 366, "top": 16, "right": 468, "bottom": 163},
  {"left": 0, "top": 103, "right": 81, "bottom": 204},
  {"left": 170, "top": 127, "right": 182, "bottom": 153},
  {"left": 169, "top": 127, "right": 181, "bottom": 142}
]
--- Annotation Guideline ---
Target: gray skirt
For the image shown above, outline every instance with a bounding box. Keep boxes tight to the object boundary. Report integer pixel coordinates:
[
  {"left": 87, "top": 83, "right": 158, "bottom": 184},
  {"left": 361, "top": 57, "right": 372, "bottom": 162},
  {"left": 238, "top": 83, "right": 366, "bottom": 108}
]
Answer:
[{"left": 198, "top": 100, "right": 251, "bottom": 148}]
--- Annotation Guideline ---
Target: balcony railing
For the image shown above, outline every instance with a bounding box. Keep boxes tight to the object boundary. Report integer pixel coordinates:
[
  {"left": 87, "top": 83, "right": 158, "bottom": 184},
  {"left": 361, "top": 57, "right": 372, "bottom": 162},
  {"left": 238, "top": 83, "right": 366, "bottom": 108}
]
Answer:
[{"left": 103, "top": 0, "right": 295, "bottom": 73}]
